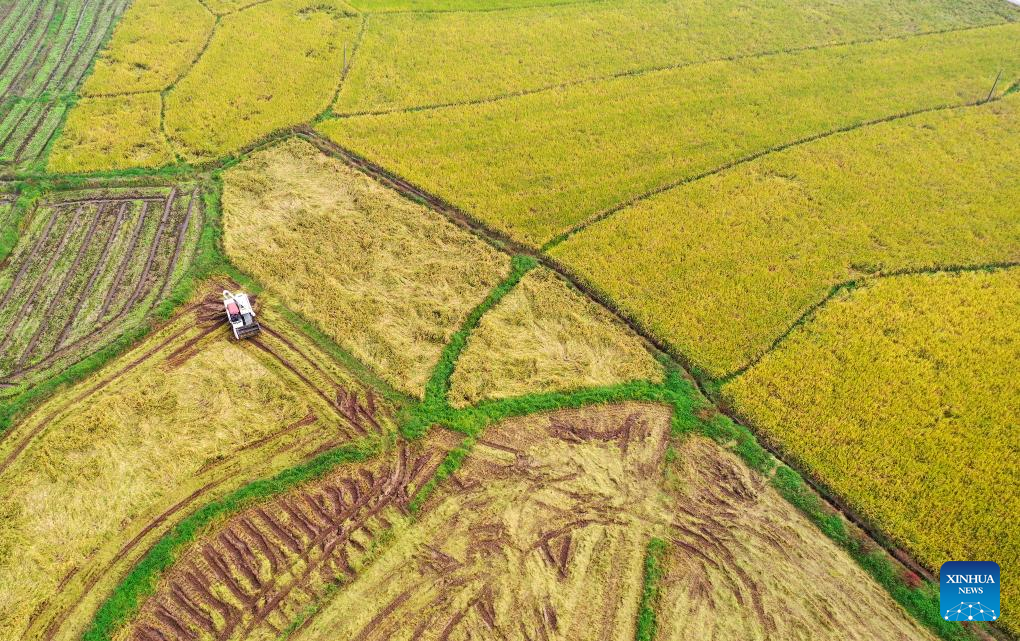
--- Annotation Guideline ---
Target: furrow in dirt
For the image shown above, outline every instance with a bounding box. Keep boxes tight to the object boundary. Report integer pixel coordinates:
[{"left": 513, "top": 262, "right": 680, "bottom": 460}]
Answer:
[{"left": 0, "top": 203, "right": 60, "bottom": 309}]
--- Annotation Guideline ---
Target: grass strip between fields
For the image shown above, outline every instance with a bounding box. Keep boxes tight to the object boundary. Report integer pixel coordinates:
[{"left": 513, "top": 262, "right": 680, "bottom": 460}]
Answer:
[{"left": 636, "top": 537, "right": 667, "bottom": 641}]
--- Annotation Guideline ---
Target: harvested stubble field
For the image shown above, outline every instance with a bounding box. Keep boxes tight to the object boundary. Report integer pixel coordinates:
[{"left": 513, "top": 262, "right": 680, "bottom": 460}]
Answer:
[
  {"left": 0, "top": 185, "right": 202, "bottom": 395},
  {"left": 221, "top": 137, "right": 508, "bottom": 397},
  {"left": 0, "top": 0, "right": 131, "bottom": 171},
  {"left": 724, "top": 268, "right": 1020, "bottom": 633},
  {"left": 0, "top": 289, "right": 400, "bottom": 641}
]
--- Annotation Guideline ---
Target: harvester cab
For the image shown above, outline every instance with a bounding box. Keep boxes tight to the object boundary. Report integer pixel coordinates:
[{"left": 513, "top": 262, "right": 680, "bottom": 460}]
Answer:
[{"left": 222, "top": 290, "right": 261, "bottom": 340}]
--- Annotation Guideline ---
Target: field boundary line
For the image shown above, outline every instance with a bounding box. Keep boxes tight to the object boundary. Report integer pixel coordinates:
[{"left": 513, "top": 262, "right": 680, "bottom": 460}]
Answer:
[
  {"left": 719, "top": 261, "right": 1020, "bottom": 383},
  {"left": 542, "top": 95, "right": 1005, "bottom": 249},
  {"left": 318, "top": 12, "right": 370, "bottom": 121},
  {"left": 329, "top": 21, "right": 1016, "bottom": 120}
]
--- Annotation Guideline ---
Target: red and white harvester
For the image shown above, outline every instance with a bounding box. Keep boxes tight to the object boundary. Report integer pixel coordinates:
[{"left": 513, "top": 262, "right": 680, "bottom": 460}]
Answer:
[{"left": 222, "top": 290, "right": 261, "bottom": 339}]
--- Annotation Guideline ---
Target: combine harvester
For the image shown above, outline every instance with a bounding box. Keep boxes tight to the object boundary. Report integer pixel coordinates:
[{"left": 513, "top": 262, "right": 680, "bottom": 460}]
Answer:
[{"left": 222, "top": 290, "right": 261, "bottom": 339}]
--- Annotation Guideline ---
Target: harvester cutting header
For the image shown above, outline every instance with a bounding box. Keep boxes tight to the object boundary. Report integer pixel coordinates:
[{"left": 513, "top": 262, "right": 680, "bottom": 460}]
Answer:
[{"left": 222, "top": 290, "right": 261, "bottom": 340}]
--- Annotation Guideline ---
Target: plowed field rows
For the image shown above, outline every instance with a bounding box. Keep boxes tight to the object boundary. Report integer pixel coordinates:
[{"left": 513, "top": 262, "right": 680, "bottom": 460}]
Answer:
[
  {"left": 0, "top": 292, "right": 398, "bottom": 641},
  {"left": 0, "top": 186, "right": 202, "bottom": 394},
  {"left": 0, "top": 0, "right": 131, "bottom": 171}
]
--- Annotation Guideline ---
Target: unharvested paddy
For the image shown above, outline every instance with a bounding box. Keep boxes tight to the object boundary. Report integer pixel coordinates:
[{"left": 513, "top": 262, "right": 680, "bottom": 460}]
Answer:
[
  {"left": 320, "top": 24, "right": 1020, "bottom": 245},
  {"left": 552, "top": 93, "right": 1020, "bottom": 376},
  {"left": 724, "top": 268, "right": 1020, "bottom": 633},
  {"left": 337, "top": 0, "right": 1019, "bottom": 114}
]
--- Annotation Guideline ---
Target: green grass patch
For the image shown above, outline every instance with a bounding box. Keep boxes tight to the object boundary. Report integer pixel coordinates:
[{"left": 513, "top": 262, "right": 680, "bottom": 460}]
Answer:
[{"left": 636, "top": 537, "right": 667, "bottom": 641}]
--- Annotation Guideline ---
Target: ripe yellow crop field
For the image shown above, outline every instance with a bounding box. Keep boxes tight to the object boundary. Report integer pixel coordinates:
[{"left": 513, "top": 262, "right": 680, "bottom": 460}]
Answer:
[
  {"left": 78, "top": 0, "right": 215, "bottom": 95},
  {"left": 0, "top": 296, "right": 398, "bottom": 641},
  {"left": 551, "top": 93, "right": 1020, "bottom": 377},
  {"left": 319, "top": 23, "right": 1020, "bottom": 246},
  {"left": 723, "top": 269, "right": 1020, "bottom": 633},
  {"left": 448, "top": 267, "right": 662, "bottom": 407},
  {"left": 47, "top": 94, "right": 174, "bottom": 172},
  {"left": 163, "top": 0, "right": 360, "bottom": 161},
  {"left": 337, "top": 0, "right": 1018, "bottom": 114},
  {"left": 221, "top": 138, "right": 508, "bottom": 396}
]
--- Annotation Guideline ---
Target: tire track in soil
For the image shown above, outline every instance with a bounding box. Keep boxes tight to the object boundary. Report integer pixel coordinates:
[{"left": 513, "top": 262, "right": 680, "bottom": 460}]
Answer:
[
  {"left": 123, "top": 437, "right": 453, "bottom": 641},
  {"left": 52, "top": 201, "right": 128, "bottom": 349},
  {"left": 29, "top": 305, "right": 388, "bottom": 641},
  {"left": 2, "top": 0, "right": 69, "bottom": 100},
  {"left": 0, "top": 301, "right": 203, "bottom": 470},
  {"left": 11, "top": 0, "right": 126, "bottom": 164},
  {"left": 2, "top": 188, "right": 195, "bottom": 385},
  {"left": 36, "top": 409, "right": 322, "bottom": 641},
  {"left": 155, "top": 187, "right": 198, "bottom": 301},
  {"left": 0, "top": 0, "right": 52, "bottom": 94}
]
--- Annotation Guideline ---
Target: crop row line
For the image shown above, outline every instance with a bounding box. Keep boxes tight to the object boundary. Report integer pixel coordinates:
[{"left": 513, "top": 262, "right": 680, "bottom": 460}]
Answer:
[{"left": 329, "top": 20, "right": 1013, "bottom": 121}]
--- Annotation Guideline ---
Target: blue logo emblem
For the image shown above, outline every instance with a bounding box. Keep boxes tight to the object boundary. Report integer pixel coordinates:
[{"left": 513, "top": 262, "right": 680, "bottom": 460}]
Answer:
[{"left": 940, "top": 561, "right": 1000, "bottom": 622}]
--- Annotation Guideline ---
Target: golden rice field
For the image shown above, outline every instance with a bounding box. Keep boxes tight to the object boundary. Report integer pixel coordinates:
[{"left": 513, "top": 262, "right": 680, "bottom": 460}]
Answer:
[
  {"left": 78, "top": 0, "right": 214, "bottom": 95},
  {"left": 2, "top": 0, "right": 1018, "bottom": 639},
  {"left": 337, "top": 0, "right": 1018, "bottom": 114},
  {"left": 221, "top": 137, "right": 508, "bottom": 396},
  {"left": 164, "top": 0, "right": 360, "bottom": 160},
  {"left": 724, "top": 268, "right": 1020, "bottom": 633},
  {"left": 0, "top": 292, "right": 397, "bottom": 641},
  {"left": 552, "top": 93, "right": 1020, "bottom": 377},
  {"left": 449, "top": 267, "right": 662, "bottom": 408},
  {"left": 319, "top": 23, "right": 1020, "bottom": 245},
  {"left": 48, "top": 93, "right": 174, "bottom": 172}
]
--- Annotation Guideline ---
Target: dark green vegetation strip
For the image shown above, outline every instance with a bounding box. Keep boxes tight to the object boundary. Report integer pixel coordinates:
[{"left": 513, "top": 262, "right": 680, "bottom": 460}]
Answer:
[{"left": 636, "top": 538, "right": 667, "bottom": 641}]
